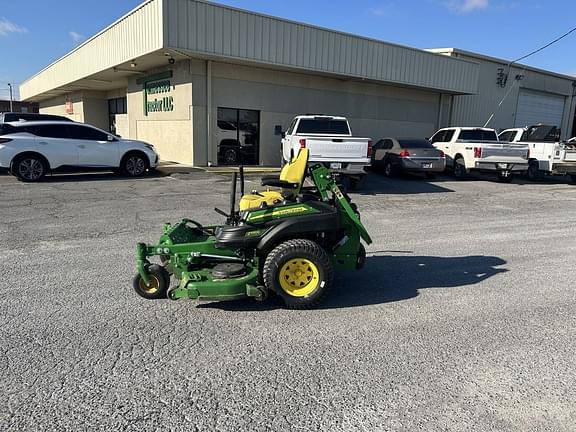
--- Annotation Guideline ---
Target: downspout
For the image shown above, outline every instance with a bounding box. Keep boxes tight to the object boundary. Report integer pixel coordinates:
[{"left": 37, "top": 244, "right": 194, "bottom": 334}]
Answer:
[{"left": 206, "top": 60, "right": 213, "bottom": 166}]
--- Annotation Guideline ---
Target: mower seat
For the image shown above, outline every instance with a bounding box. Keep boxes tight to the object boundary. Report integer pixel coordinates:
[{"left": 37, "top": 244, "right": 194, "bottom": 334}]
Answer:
[{"left": 239, "top": 149, "right": 309, "bottom": 211}]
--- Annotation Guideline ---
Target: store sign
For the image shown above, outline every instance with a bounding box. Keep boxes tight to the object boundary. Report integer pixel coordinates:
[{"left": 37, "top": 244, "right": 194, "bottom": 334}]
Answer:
[{"left": 136, "top": 71, "right": 174, "bottom": 116}]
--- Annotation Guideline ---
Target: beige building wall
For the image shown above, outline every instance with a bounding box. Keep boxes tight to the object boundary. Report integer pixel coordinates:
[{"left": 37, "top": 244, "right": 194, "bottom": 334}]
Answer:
[
  {"left": 188, "top": 59, "right": 442, "bottom": 166},
  {"left": 39, "top": 93, "right": 85, "bottom": 122},
  {"left": 126, "top": 61, "right": 193, "bottom": 163},
  {"left": 38, "top": 58, "right": 445, "bottom": 167}
]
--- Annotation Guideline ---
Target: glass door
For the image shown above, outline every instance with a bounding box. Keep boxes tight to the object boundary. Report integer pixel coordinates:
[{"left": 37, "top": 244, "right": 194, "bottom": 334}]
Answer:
[{"left": 217, "top": 107, "right": 260, "bottom": 165}]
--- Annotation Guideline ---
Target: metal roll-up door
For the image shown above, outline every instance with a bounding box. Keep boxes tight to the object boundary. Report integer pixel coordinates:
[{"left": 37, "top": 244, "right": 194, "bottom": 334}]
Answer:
[{"left": 515, "top": 89, "right": 565, "bottom": 128}]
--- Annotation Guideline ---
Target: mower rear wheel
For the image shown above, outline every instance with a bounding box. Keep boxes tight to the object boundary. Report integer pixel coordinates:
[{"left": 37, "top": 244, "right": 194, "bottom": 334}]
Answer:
[
  {"left": 263, "top": 239, "right": 333, "bottom": 310},
  {"left": 133, "top": 264, "right": 170, "bottom": 300}
]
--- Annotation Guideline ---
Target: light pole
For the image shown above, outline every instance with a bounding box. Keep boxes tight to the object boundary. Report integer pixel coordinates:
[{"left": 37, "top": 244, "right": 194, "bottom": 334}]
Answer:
[{"left": 7, "top": 83, "right": 13, "bottom": 112}]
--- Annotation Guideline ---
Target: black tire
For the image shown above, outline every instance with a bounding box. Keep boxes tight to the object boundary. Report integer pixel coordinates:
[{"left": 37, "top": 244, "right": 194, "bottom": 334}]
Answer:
[
  {"left": 497, "top": 171, "right": 514, "bottom": 183},
  {"left": 527, "top": 161, "right": 541, "bottom": 181},
  {"left": 425, "top": 172, "right": 436, "bottom": 179},
  {"left": 133, "top": 264, "right": 170, "bottom": 300},
  {"left": 453, "top": 157, "right": 467, "bottom": 179},
  {"left": 223, "top": 148, "right": 238, "bottom": 164},
  {"left": 263, "top": 239, "right": 333, "bottom": 310},
  {"left": 383, "top": 159, "right": 396, "bottom": 178},
  {"left": 12, "top": 154, "right": 47, "bottom": 182},
  {"left": 350, "top": 175, "right": 366, "bottom": 191},
  {"left": 356, "top": 243, "right": 366, "bottom": 270},
  {"left": 120, "top": 152, "right": 149, "bottom": 177}
]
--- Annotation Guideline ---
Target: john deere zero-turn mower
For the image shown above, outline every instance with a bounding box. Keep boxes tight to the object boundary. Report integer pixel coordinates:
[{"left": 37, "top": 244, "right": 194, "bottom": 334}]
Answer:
[{"left": 133, "top": 149, "right": 372, "bottom": 309}]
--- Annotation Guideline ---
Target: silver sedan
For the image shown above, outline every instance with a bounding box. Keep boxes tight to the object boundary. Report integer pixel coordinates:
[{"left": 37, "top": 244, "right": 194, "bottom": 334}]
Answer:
[{"left": 371, "top": 137, "right": 446, "bottom": 178}]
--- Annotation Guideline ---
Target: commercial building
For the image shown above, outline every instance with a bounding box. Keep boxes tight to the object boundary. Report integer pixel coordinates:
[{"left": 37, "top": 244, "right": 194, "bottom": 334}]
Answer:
[
  {"left": 20, "top": 0, "right": 576, "bottom": 166},
  {"left": 0, "top": 100, "right": 39, "bottom": 114}
]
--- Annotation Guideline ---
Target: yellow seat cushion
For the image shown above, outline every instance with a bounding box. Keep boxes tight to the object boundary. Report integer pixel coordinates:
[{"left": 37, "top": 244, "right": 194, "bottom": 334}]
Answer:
[
  {"left": 239, "top": 191, "right": 284, "bottom": 211},
  {"left": 239, "top": 149, "right": 309, "bottom": 212}
]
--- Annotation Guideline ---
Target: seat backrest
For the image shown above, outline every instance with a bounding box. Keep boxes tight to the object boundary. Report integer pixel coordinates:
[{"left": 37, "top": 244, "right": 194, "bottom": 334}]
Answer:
[{"left": 279, "top": 148, "right": 309, "bottom": 195}]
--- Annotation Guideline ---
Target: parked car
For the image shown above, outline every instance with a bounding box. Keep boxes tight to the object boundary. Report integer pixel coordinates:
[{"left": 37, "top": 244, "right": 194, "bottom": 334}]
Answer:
[
  {"left": 430, "top": 127, "right": 529, "bottom": 182},
  {"left": 371, "top": 138, "right": 445, "bottom": 178},
  {"left": 0, "top": 112, "right": 73, "bottom": 123},
  {"left": 280, "top": 115, "right": 371, "bottom": 188},
  {"left": 0, "top": 121, "right": 159, "bottom": 182},
  {"left": 499, "top": 124, "right": 576, "bottom": 182}
]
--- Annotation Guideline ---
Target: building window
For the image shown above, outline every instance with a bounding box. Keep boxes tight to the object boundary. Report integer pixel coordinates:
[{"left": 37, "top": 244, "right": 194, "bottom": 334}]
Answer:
[
  {"left": 108, "top": 97, "right": 127, "bottom": 135},
  {"left": 217, "top": 107, "right": 260, "bottom": 165}
]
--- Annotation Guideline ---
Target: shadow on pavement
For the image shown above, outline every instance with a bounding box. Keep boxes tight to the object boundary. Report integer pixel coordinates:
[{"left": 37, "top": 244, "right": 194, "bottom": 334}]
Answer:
[
  {"left": 356, "top": 172, "right": 454, "bottom": 195},
  {"left": 38, "top": 171, "right": 167, "bottom": 183},
  {"left": 199, "top": 254, "right": 508, "bottom": 311}
]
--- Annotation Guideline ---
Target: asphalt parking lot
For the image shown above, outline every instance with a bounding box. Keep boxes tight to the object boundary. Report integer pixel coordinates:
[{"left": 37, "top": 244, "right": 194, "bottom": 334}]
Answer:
[{"left": 1, "top": 169, "right": 575, "bottom": 431}]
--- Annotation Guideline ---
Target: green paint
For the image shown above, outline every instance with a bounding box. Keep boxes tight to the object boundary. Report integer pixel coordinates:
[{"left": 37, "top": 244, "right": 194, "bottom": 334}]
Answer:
[
  {"left": 246, "top": 204, "right": 319, "bottom": 222},
  {"left": 137, "top": 70, "right": 175, "bottom": 116}
]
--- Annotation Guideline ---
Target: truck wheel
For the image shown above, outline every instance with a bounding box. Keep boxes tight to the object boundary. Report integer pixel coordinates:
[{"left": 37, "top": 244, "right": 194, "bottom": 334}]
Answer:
[
  {"left": 497, "top": 171, "right": 514, "bottom": 183},
  {"left": 133, "top": 264, "right": 170, "bottom": 300},
  {"left": 527, "top": 161, "right": 541, "bottom": 181},
  {"left": 356, "top": 244, "right": 366, "bottom": 270},
  {"left": 453, "top": 157, "right": 467, "bottom": 179},
  {"left": 263, "top": 239, "right": 333, "bottom": 310},
  {"left": 350, "top": 175, "right": 366, "bottom": 190}
]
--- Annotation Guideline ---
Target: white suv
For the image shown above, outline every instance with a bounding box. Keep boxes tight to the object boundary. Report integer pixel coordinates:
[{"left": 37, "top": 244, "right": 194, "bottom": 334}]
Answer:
[{"left": 0, "top": 121, "right": 159, "bottom": 181}]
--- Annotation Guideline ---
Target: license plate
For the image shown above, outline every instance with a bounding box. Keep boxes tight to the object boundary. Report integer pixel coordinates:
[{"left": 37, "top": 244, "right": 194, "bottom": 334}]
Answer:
[
  {"left": 421, "top": 163, "right": 432, "bottom": 169},
  {"left": 330, "top": 162, "right": 342, "bottom": 169}
]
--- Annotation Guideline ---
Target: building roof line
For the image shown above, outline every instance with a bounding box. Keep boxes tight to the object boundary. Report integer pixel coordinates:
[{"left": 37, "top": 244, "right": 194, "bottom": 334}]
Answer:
[
  {"left": 20, "top": 0, "right": 157, "bottom": 86},
  {"left": 427, "top": 48, "right": 576, "bottom": 81}
]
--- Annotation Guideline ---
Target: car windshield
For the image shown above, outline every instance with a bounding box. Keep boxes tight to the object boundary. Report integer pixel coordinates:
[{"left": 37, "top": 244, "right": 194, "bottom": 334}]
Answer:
[
  {"left": 521, "top": 125, "right": 559, "bottom": 142},
  {"left": 459, "top": 130, "right": 498, "bottom": 141},
  {"left": 398, "top": 139, "right": 433, "bottom": 149},
  {"left": 297, "top": 119, "right": 350, "bottom": 135}
]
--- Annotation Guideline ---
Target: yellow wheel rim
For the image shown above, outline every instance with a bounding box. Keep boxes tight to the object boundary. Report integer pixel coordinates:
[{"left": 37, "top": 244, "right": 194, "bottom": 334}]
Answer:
[
  {"left": 139, "top": 275, "right": 160, "bottom": 294},
  {"left": 279, "top": 258, "right": 320, "bottom": 297}
]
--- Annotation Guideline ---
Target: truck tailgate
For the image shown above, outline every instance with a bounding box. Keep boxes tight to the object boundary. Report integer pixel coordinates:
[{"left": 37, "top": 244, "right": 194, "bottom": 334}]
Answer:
[
  {"left": 304, "top": 137, "right": 369, "bottom": 162},
  {"left": 479, "top": 143, "right": 529, "bottom": 162},
  {"left": 561, "top": 143, "right": 576, "bottom": 161}
]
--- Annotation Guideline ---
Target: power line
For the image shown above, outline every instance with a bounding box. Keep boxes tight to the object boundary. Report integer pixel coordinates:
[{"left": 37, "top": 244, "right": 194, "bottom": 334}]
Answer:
[{"left": 508, "top": 25, "right": 576, "bottom": 66}]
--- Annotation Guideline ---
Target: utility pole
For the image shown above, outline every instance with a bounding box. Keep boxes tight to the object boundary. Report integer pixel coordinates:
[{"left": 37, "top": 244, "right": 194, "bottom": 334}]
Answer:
[{"left": 7, "top": 83, "right": 13, "bottom": 112}]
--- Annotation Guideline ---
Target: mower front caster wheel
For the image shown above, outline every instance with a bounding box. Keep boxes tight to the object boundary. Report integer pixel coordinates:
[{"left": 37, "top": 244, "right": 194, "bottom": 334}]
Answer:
[
  {"left": 263, "top": 239, "right": 334, "bottom": 310},
  {"left": 133, "top": 264, "right": 170, "bottom": 300}
]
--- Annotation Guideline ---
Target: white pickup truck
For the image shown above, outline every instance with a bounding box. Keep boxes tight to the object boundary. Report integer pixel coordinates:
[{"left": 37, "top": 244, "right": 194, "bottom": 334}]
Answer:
[
  {"left": 281, "top": 115, "right": 371, "bottom": 187},
  {"left": 498, "top": 124, "right": 576, "bottom": 182},
  {"left": 430, "top": 127, "right": 529, "bottom": 182}
]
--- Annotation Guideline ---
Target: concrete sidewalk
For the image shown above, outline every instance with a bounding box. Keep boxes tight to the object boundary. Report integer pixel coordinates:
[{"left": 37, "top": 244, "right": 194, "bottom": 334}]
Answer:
[{"left": 157, "top": 161, "right": 281, "bottom": 176}]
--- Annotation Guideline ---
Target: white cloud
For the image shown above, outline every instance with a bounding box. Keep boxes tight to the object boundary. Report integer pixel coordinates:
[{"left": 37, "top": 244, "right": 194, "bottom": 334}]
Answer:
[
  {"left": 69, "top": 31, "right": 85, "bottom": 45},
  {"left": 369, "top": 7, "right": 388, "bottom": 16},
  {"left": 445, "top": 0, "right": 489, "bottom": 13},
  {"left": 0, "top": 18, "right": 28, "bottom": 36}
]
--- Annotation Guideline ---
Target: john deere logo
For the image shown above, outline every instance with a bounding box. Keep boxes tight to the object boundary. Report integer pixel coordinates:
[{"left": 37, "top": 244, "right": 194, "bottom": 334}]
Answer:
[{"left": 137, "top": 71, "right": 175, "bottom": 116}]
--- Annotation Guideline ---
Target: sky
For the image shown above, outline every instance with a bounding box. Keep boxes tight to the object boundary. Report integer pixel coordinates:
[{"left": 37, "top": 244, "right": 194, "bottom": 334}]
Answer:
[{"left": 0, "top": 0, "right": 575, "bottom": 101}]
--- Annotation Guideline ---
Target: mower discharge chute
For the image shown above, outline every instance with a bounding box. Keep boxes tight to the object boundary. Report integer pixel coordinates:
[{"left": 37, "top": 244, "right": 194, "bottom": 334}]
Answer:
[{"left": 133, "top": 149, "right": 372, "bottom": 309}]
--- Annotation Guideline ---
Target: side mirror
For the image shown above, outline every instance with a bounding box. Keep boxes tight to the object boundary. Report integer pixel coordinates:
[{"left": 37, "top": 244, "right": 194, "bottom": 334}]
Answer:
[
  {"left": 281, "top": 131, "right": 286, "bottom": 139},
  {"left": 107, "top": 134, "right": 115, "bottom": 141}
]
